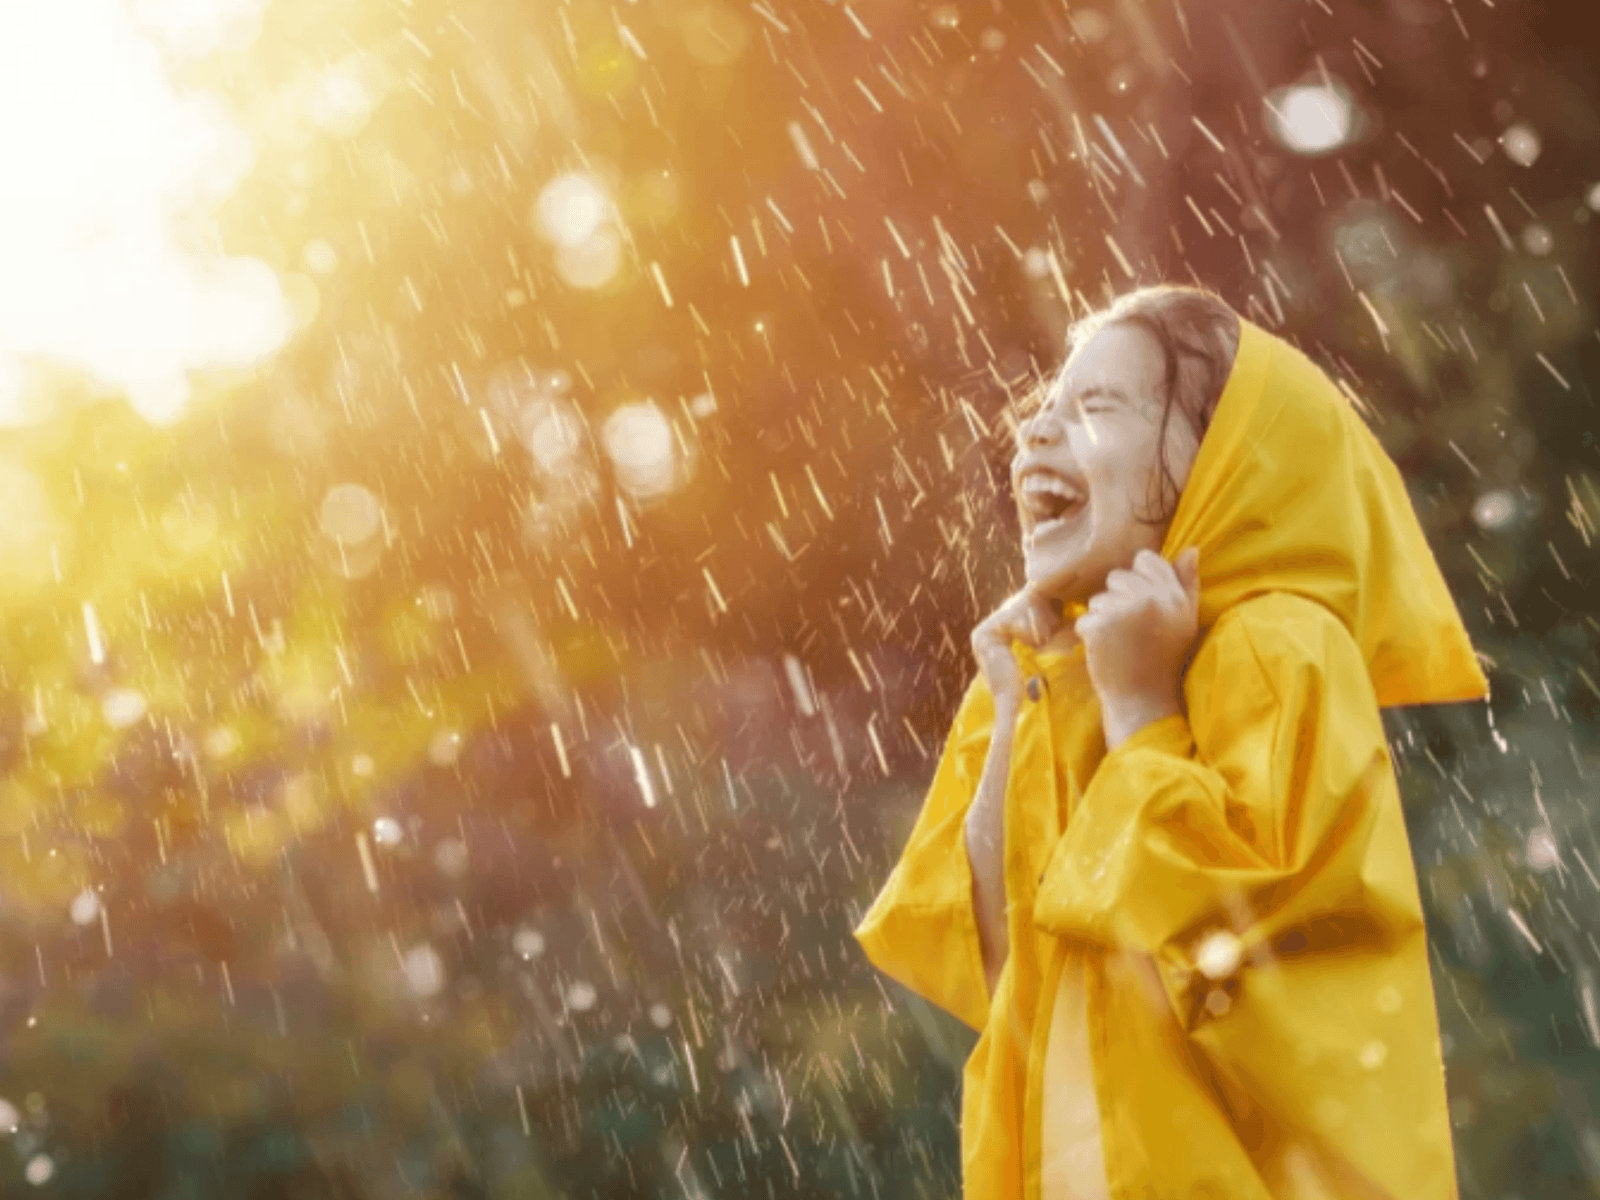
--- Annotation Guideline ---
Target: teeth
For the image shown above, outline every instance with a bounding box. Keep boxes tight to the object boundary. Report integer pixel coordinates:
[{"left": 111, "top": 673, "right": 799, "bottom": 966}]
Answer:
[{"left": 1020, "top": 474, "right": 1082, "bottom": 503}]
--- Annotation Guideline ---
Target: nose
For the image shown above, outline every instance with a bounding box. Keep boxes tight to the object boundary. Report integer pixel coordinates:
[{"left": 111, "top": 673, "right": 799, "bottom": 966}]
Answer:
[{"left": 1019, "top": 408, "right": 1064, "bottom": 448}]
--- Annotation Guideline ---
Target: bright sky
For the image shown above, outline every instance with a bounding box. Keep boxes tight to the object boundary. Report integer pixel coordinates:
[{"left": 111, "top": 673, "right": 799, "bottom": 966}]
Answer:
[{"left": 0, "top": 0, "right": 288, "bottom": 425}]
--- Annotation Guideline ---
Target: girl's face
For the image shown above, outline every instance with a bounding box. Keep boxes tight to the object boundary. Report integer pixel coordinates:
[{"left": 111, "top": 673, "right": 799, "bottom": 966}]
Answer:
[{"left": 1009, "top": 322, "right": 1202, "bottom": 606}]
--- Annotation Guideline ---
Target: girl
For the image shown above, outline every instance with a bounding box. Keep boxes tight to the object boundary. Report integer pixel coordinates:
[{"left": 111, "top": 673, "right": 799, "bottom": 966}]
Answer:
[{"left": 855, "top": 286, "right": 1487, "bottom": 1199}]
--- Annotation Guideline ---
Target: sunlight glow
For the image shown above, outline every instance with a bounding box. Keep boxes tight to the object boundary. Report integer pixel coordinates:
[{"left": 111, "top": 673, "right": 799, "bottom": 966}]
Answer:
[{"left": 0, "top": 1, "right": 290, "bottom": 426}]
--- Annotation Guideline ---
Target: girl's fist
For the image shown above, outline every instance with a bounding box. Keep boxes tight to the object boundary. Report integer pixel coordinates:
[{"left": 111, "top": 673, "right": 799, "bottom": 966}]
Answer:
[
  {"left": 972, "top": 588, "right": 1064, "bottom": 709},
  {"left": 1074, "top": 547, "right": 1201, "bottom": 747}
]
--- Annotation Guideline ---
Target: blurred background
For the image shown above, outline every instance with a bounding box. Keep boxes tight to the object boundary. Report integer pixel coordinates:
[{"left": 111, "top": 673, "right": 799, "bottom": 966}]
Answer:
[{"left": 0, "top": 0, "right": 1597, "bottom": 1195}]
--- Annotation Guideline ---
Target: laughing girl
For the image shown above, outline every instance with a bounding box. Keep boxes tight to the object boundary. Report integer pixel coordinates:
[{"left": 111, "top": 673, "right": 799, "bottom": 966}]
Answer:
[{"left": 855, "top": 286, "right": 1487, "bottom": 1199}]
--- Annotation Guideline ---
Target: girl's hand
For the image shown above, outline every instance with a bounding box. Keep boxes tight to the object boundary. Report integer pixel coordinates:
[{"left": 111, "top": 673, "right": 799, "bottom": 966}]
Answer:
[
  {"left": 971, "top": 588, "right": 1063, "bottom": 710},
  {"left": 1074, "top": 547, "right": 1202, "bottom": 748}
]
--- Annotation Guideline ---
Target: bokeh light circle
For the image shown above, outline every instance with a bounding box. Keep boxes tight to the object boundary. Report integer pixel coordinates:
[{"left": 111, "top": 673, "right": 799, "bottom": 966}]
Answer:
[
  {"left": 1501, "top": 123, "right": 1541, "bottom": 167},
  {"left": 1267, "top": 84, "right": 1355, "bottom": 154},
  {"left": 602, "top": 402, "right": 678, "bottom": 498},
  {"left": 319, "top": 483, "right": 383, "bottom": 546},
  {"left": 535, "top": 173, "right": 611, "bottom": 247}
]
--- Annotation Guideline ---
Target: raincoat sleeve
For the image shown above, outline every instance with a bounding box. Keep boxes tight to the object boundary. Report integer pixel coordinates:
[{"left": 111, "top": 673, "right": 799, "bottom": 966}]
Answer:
[
  {"left": 1034, "top": 591, "right": 1424, "bottom": 1021},
  {"left": 853, "top": 675, "right": 996, "bottom": 1032}
]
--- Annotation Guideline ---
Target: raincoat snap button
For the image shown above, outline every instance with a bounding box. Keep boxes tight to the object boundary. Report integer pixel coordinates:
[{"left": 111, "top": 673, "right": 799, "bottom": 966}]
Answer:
[{"left": 1025, "top": 675, "right": 1044, "bottom": 702}]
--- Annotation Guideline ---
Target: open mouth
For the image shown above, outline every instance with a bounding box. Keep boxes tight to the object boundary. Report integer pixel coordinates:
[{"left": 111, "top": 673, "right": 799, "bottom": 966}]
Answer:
[{"left": 1018, "top": 470, "right": 1086, "bottom": 542}]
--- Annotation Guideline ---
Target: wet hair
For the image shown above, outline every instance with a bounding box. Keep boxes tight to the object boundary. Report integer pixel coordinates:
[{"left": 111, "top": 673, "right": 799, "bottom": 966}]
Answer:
[{"left": 1019, "top": 285, "right": 1241, "bottom": 528}]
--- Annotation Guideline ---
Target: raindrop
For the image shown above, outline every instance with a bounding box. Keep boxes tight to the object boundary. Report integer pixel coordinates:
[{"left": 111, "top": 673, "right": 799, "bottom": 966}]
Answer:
[
  {"left": 1071, "top": 8, "right": 1110, "bottom": 42},
  {"left": 1358, "top": 1040, "right": 1388, "bottom": 1070},
  {"left": 1522, "top": 224, "right": 1553, "bottom": 255},
  {"left": 1266, "top": 84, "right": 1355, "bottom": 155},
  {"left": 535, "top": 173, "right": 611, "bottom": 247},
  {"left": 519, "top": 398, "right": 588, "bottom": 476},
  {"left": 1587, "top": 182, "right": 1600, "bottom": 212},
  {"left": 0, "top": 1097, "right": 16, "bottom": 1131},
  {"left": 350, "top": 753, "right": 374, "bottom": 777},
  {"left": 927, "top": 4, "right": 958, "bottom": 29},
  {"left": 1195, "top": 929, "right": 1242, "bottom": 980},
  {"left": 371, "top": 816, "right": 403, "bottom": 847},
  {"left": 1472, "top": 489, "right": 1517, "bottom": 531},
  {"left": 319, "top": 483, "right": 382, "bottom": 547},
  {"left": 69, "top": 889, "right": 100, "bottom": 926},
  {"left": 566, "top": 980, "right": 597, "bottom": 1012},
  {"left": 402, "top": 944, "right": 445, "bottom": 998},
  {"left": 602, "top": 401, "right": 678, "bottom": 498},
  {"left": 978, "top": 27, "right": 1005, "bottom": 51},
  {"left": 101, "top": 688, "right": 148, "bottom": 729},
  {"left": 1501, "top": 123, "right": 1541, "bottom": 167},
  {"left": 24, "top": 1155, "right": 53, "bottom": 1186},
  {"left": 428, "top": 729, "right": 462, "bottom": 766},
  {"left": 1526, "top": 828, "right": 1559, "bottom": 871},
  {"left": 649, "top": 1002, "right": 673, "bottom": 1028},
  {"left": 513, "top": 928, "right": 546, "bottom": 959},
  {"left": 782, "top": 654, "right": 817, "bottom": 716}
]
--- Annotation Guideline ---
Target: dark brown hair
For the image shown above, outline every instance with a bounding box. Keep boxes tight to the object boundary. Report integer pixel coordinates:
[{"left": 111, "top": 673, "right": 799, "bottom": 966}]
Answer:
[{"left": 1018, "top": 285, "right": 1241, "bottom": 527}]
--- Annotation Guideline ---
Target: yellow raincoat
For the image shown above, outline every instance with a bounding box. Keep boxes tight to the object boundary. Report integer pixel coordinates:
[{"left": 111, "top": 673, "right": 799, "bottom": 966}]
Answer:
[{"left": 854, "top": 317, "right": 1489, "bottom": 1199}]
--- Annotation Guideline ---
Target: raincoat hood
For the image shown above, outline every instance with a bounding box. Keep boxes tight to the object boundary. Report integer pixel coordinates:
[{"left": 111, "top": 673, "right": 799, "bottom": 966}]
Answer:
[{"left": 1157, "top": 316, "right": 1488, "bottom": 708}]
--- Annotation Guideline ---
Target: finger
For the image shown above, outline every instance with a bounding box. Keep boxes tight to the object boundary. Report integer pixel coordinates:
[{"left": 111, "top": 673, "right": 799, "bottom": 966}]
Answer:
[
  {"left": 1103, "top": 568, "right": 1143, "bottom": 594},
  {"left": 1021, "top": 590, "right": 1062, "bottom": 637},
  {"left": 1088, "top": 589, "right": 1143, "bottom": 614},
  {"left": 1132, "top": 549, "right": 1182, "bottom": 602},
  {"left": 1131, "top": 548, "right": 1173, "bottom": 584},
  {"left": 1000, "top": 592, "right": 1060, "bottom": 645},
  {"left": 1087, "top": 592, "right": 1142, "bottom": 621},
  {"left": 1023, "top": 603, "right": 1049, "bottom": 644},
  {"left": 1176, "top": 546, "right": 1202, "bottom": 600}
]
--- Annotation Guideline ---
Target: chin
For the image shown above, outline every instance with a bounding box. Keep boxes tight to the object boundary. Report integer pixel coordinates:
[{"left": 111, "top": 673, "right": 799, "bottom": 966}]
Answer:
[{"left": 1023, "top": 552, "right": 1080, "bottom": 603}]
